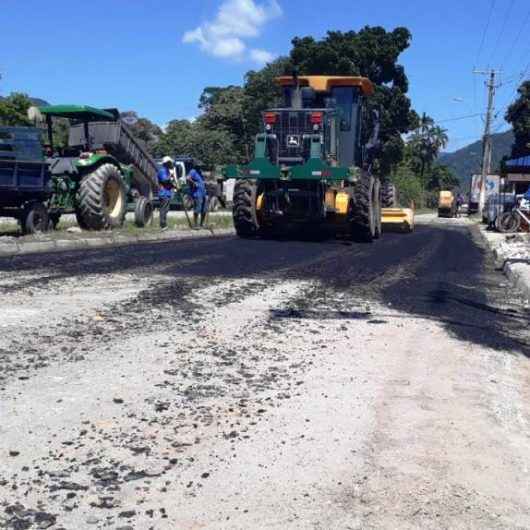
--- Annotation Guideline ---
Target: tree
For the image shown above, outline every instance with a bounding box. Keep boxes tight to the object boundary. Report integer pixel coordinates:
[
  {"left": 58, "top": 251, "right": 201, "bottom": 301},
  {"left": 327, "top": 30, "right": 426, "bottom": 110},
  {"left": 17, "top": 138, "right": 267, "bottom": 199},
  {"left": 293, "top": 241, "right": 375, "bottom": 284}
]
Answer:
[
  {"left": 505, "top": 80, "right": 530, "bottom": 158},
  {"left": 0, "top": 93, "right": 33, "bottom": 126},
  {"left": 199, "top": 86, "right": 249, "bottom": 161},
  {"left": 243, "top": 57, "right": 290, "bottom": 139},
  {"left": 286, "top": 27, "right": 418, "bottom": 175},
  {"left": 408, "top": 116, "right": 448, "bottom": 183},
  {"left": 154, "top": 119, "right": 195, "bottom": 158}
]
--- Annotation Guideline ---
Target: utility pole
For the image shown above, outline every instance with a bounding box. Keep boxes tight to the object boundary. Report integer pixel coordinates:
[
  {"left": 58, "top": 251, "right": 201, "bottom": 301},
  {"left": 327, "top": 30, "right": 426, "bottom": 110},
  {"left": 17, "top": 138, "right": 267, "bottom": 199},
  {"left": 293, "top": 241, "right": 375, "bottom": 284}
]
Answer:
[{"left": 473, "top": 69, "right": 501, "bottom": 216}]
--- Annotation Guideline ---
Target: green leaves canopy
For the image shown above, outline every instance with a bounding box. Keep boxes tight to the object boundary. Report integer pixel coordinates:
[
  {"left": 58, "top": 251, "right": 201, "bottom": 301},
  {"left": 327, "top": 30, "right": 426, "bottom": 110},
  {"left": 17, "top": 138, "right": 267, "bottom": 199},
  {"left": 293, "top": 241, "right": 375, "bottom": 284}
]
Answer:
[
  {"left": 505, "top": 80, "right": 530, "bottom": 158},
  {"left": 0, "top": 93, "right": 33, "bottom": 126}
]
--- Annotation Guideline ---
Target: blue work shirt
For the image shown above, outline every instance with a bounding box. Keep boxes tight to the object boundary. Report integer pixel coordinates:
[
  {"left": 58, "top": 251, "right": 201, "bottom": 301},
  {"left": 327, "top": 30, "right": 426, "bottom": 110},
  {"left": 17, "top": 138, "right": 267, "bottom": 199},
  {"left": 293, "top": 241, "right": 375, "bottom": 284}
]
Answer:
[
  {"left": 188, "top": 169, "right": 207, "bottom": 199},
  {"left": 525, "top": 186, "right": 530, "bottom": 201},
  {"left": 157, "top": 167, "right": 174, "bottom": 200}
]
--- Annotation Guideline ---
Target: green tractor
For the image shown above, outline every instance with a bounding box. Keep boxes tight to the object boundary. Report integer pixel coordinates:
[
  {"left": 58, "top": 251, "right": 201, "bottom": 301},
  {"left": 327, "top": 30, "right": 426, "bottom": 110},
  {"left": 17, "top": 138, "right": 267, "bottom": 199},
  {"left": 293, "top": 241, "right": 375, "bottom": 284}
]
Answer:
[
  {"left": 224, "top": 75, "right": 384, "bottom": 241},
  {"left": 38, "top": 105, "right": 158, "bottom": 230}
]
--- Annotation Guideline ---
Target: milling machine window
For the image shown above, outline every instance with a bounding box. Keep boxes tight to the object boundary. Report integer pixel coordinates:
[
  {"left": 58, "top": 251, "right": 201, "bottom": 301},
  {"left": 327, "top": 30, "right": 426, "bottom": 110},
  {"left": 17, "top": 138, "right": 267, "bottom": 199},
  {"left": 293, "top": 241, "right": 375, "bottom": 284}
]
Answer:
[{"left": 331, "top": 87, "right": 360, "bottom": 131}]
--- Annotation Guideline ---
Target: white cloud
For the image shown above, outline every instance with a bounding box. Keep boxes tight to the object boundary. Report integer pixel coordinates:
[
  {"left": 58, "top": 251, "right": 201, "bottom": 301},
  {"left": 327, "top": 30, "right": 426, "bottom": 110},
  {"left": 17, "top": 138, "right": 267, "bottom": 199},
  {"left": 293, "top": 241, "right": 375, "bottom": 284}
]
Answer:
[
  {"left": 249, "top": 48, "right": 276, "bottom": 65},
  {"left": 183, "top": 0, "right": 281, "bottom": 62}
]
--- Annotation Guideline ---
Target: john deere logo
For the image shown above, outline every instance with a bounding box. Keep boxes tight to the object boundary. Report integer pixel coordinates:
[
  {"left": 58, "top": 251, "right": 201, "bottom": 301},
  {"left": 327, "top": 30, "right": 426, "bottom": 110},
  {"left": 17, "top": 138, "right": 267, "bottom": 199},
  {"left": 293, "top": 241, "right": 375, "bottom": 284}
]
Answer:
[{"left": 287, "top": 135, "right": 300, "bottom": 147}]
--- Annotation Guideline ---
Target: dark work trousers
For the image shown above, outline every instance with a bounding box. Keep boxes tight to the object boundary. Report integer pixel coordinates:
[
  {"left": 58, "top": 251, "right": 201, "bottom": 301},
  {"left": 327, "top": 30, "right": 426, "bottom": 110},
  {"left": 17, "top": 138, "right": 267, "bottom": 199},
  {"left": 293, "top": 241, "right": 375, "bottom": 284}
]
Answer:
[{"left": 159, "top": 197, "right": 171, "bottom": 228}]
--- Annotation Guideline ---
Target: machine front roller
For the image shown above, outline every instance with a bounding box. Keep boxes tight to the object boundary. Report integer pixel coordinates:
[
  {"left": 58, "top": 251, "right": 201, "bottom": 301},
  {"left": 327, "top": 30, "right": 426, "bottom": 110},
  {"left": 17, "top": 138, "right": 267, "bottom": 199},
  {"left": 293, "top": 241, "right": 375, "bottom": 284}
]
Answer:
[
  {"left": 76, "top": 163, "right": 127, "bottom": 230},
  {"left": 233, "top": 178, "right": 260, "bottom": 238}
]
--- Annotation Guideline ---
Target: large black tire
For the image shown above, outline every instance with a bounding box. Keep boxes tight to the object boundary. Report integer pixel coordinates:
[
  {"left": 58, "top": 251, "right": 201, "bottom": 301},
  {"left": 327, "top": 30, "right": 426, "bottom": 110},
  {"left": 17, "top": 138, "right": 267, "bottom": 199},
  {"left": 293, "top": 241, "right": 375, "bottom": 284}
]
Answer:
[
  {"left": 381, "top": 181, "right": 397, "bottom": 208},
  {"left": 233, "top": 179, "right": 259, "bottom": 238},
  {"left": 134, "top": 197, "right": 153, "bottom": 227},
  {"left": 351, "top": 174, "right": 377, "bottom": 243},
  {"left": 76, "top": 164, "right": 126, "bottom": 230},
  {"left": 21, "top": 202, "right": 49, "bottom": 235}
]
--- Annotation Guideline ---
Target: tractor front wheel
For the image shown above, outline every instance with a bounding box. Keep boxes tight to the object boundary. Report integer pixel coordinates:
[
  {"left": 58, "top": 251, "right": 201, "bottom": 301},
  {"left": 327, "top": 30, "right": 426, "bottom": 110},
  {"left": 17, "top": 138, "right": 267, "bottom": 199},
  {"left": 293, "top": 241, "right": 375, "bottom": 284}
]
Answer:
[
  {"left": 76, "top": 164, "right": 126, "bottom": 230},
  {"left": 233, "top": 179, "right": 259, "bottom": 238}
]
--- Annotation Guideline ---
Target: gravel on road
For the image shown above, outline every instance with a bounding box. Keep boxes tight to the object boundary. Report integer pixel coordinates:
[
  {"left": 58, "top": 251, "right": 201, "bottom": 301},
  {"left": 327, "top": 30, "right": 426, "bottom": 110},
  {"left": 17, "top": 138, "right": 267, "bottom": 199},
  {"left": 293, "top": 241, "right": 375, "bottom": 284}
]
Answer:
[{"left": 0, "top": 214, "right": 529, "bottom": 529}]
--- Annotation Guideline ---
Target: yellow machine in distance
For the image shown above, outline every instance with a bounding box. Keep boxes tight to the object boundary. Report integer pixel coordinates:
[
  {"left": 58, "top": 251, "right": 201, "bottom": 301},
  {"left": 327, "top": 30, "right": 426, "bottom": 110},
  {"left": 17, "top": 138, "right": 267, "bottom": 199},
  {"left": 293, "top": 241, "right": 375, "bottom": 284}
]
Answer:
[{"left": 438, "top": 190, "right": 457, "bottom": 218}]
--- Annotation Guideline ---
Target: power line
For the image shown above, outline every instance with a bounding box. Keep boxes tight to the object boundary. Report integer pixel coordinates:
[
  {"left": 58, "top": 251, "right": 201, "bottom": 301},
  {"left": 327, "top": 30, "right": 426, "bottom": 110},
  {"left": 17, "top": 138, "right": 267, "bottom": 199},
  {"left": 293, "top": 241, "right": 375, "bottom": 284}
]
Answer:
[
  {"left": 438, "top": 113, "right": 483, "bottom": 123},
  {"left": 488, "top": 0, "right": 515, "bottom": 67},
  {"left": 500, "top": 7, "right": 530, "bottom": 70},
  {"left": 476, "top": 0, "right": 496, "bottom": 66}
]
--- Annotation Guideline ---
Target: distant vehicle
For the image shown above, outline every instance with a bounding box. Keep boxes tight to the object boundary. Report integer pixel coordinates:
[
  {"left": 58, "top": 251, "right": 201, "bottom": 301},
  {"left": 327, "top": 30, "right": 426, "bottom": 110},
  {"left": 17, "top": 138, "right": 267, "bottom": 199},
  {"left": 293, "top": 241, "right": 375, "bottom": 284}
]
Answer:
[
  {"left": 154, "top": 156, "right": 225, "bottom": 212},
  {"left": 438, "top": 190, "right": 457, "bottom": 217},
  {"left": 483, "top": 192, "right": 516, "bottom": 226}
]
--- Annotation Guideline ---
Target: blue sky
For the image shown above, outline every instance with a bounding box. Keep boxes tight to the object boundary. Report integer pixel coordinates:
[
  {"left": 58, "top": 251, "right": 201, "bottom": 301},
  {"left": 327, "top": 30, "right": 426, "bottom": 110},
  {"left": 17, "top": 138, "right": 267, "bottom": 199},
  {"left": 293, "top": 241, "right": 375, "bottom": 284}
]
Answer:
[{"left": 1, "top": 0, "right": 529, "bottom": 151}]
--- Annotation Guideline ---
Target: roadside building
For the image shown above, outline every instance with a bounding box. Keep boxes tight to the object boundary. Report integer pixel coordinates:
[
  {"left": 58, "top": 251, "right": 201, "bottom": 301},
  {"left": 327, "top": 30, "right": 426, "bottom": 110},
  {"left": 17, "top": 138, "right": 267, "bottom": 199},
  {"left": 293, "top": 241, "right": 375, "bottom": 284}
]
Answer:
[{"left": 503, "top": 156, "right": 530, "bottom": 194}]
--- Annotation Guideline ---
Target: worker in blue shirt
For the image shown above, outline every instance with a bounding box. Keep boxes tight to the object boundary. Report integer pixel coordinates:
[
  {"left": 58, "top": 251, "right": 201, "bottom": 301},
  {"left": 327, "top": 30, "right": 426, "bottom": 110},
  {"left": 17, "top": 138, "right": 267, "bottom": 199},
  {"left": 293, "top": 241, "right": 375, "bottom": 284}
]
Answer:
[
  {"left": 524, "top": 185, "right": 530, "bottom": 201},
  {"left": 158, "top": 156, "right": 175, "bottom": 230},
  {"left": 187, "top": 163, "right": 208, "bottom": 228}
]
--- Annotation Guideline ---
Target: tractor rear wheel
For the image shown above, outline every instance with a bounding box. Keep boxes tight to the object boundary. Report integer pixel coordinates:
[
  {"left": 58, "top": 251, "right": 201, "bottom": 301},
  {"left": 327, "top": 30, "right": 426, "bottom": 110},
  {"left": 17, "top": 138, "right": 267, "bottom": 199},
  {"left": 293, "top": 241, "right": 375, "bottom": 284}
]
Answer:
[
  {"left": 76, "top": 164, "right": 126, "bottom": 230},
  {"left": 381, "top": 181, "right": 397, "bottom": 208},
  {"left": 233, "top": 179, "right": 259, "bottom": 238},
  {"left": 351, "top": 173, "right": 377, "bottom": 243}
]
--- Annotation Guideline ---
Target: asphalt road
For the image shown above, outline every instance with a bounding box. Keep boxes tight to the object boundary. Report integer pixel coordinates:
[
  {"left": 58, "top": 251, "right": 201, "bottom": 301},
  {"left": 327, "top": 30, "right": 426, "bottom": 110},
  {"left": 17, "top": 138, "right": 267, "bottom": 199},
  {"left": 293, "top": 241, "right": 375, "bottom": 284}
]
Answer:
[{"left": 0, "top": 215, "right": 529, "bottom": 529}]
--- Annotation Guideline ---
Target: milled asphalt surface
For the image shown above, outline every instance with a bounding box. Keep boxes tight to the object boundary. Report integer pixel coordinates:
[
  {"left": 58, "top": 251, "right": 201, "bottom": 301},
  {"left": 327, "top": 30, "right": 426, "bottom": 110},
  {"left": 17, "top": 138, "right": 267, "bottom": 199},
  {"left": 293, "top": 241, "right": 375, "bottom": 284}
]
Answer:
[{"left": 0, "top": 214, "right": 529, "bottom": 529}]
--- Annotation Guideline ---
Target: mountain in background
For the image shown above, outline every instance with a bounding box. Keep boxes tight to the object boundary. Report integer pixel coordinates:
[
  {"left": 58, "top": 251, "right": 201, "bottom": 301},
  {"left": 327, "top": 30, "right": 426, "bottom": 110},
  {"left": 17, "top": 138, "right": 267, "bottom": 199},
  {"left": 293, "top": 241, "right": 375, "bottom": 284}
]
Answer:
[{"left": 438, "top": 129, "right": 514, "bottom": 188}]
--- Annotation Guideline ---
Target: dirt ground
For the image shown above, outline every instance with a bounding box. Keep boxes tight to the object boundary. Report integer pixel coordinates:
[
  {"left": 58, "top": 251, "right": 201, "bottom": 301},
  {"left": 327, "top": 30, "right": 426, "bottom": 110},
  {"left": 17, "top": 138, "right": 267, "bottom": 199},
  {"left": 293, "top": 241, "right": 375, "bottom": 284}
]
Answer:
[{"left": 0, "top": 214, "right": 529, "bottom": 529}]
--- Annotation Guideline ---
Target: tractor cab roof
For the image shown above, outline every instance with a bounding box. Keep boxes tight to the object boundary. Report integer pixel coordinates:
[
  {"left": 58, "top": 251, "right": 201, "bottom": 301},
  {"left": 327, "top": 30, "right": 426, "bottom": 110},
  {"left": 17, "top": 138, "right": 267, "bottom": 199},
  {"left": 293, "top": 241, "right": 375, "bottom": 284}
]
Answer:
[
  {"left": 276, "top": 76, "right": 375, "bottom": 96},
  {"left": 39, "top": 105, "right": 116, "bottom": 121}
]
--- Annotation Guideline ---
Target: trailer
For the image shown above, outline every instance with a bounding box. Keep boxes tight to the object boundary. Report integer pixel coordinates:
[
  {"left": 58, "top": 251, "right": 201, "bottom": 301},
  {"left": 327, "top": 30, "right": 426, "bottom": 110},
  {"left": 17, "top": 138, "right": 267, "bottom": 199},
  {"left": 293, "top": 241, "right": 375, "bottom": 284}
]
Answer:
[{"left": 0, "top": 127, "right": 51, "bottom": 233}]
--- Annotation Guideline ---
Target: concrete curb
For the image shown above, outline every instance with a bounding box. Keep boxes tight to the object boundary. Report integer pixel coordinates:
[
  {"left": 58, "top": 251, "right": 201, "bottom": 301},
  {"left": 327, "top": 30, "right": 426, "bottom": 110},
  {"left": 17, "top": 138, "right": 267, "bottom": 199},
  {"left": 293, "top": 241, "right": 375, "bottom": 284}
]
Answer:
[
  {"left": 0, "top": 228, "right": 234, "bottom": 259},
  {"left": 475, "top": 225, "right": 530, "bottom": 301}
]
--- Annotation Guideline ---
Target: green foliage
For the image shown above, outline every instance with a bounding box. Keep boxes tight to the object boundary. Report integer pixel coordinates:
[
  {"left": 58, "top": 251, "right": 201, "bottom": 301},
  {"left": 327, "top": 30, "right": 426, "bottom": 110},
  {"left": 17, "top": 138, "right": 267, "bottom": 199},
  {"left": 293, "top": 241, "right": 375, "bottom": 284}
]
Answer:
[
  {"left": 392, "top": 118, "right": 457, "bottom": 208},
  {"left": 0, "top": 93, "right": 33, "bottom": 126},
  {"left": 154, "top": 119, "right": 195, "bottom": 158},
  {"left": 505, "top": 80, "right": 530, "bottom": 158},
  {"left": 287, "top": 27, "right": 418, "bottom": 175},
  {"left": 407, "top": 116, "right": 449, "bottom": 180},
  {"left": 243, "top": 57, "right": 289, "bottom": 138},
  {"left": 391, "top": 162, "right": 423, "bottom": 207}
]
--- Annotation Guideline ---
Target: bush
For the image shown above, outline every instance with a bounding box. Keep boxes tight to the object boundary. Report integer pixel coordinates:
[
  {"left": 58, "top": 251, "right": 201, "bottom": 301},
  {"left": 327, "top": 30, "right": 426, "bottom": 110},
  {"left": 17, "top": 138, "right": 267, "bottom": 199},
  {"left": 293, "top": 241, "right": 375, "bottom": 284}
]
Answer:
[{"left": 391, "top": 163, "right": 423, "bottom": 208}]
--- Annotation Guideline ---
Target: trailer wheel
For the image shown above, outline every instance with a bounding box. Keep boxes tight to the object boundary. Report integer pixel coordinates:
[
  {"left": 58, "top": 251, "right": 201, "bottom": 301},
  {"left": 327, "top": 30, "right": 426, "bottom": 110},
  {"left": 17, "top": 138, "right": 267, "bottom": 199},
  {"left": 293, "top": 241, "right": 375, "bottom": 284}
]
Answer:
[
  {"left": 233, "top": 179, "right": 259, "bottom": 238},
  {"left": 134, "top": 197, "right": 153, "bottom": 227},
  {"left": 77, "top": 164, "right": 126, "bottom": 230},
  {"left": 21, "top": 202, "right": 49, "bottom": 235},
  {"left": 351, "top": 173, "right": 376, "bottom": 243}
]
